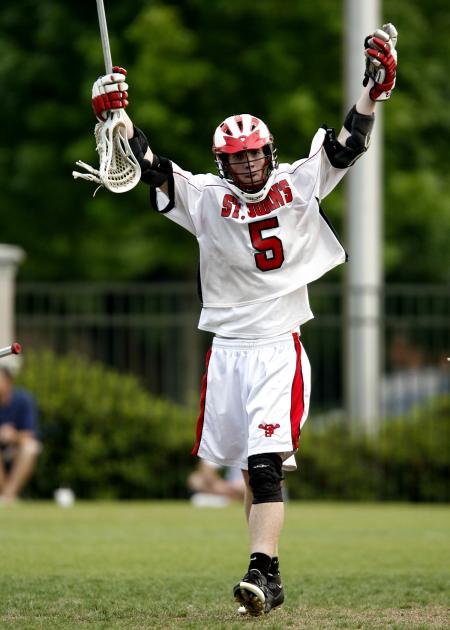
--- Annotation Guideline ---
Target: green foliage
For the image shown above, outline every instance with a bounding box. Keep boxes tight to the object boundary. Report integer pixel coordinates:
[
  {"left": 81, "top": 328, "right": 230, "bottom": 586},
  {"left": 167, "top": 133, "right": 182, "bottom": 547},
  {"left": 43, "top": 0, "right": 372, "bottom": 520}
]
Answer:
[
  {"left": 293, "top": 397, "right": 450, "bottom": 502},
  {"left": 377, "top": 397, "right": 450, "bottom": 502},
  {"left": 0, "top": 0, "right": 448, "bottom": 281},
  {"left": 16, "top": 350, "right": 196, "bottom": 499},
  {"left": 15, "top": 351, "right": 449, "bottom": 502}
]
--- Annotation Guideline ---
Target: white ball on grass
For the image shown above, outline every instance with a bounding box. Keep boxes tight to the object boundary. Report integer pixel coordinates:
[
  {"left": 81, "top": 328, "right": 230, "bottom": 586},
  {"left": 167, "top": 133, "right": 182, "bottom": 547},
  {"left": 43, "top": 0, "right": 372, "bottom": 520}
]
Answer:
[{"left": 53, "top": 487, "right": 75, "bottom": 507}]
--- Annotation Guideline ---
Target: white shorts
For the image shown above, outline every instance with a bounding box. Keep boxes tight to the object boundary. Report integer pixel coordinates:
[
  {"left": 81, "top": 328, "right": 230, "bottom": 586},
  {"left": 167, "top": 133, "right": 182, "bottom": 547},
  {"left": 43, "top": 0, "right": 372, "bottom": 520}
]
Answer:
[{"left": 192, "top": 331, "right": 311, "bottom": 472}]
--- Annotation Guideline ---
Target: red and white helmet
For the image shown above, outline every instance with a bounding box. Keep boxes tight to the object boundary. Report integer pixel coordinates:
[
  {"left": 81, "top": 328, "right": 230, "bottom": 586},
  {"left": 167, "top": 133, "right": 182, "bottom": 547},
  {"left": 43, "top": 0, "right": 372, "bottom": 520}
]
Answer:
[{"left": 212, "top": 114, "right": 278, "bottom": 203}]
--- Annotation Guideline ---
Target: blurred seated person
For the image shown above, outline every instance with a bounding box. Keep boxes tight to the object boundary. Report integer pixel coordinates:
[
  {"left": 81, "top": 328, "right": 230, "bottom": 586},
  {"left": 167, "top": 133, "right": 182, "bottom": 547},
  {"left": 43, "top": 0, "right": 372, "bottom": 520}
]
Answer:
[
  {"left": 187, "top": 459, "right": 246, "bottom": 506},
  {"left": 0, "top": 367, "right": 41, "bottom": 503},
  {"left": 382, "top": 333, "right": 450, "bottom": 416}
]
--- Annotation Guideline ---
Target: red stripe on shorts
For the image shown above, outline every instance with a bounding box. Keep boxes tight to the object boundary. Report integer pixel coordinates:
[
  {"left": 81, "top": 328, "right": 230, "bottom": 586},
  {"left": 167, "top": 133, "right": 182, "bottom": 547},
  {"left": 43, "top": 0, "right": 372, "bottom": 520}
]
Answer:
[
  {"left": 290, "top": 333, "right": 305, "bottom": 450},
  {"left": 192, "top": 347, "right": 212, "bottom": 455}
]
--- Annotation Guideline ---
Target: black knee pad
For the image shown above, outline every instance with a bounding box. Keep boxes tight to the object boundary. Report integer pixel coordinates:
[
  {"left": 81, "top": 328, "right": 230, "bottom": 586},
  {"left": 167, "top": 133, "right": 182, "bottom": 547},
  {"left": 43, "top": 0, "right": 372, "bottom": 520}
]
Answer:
[{"left": 248, "top": 453, "right": 283, "bottom": 504}]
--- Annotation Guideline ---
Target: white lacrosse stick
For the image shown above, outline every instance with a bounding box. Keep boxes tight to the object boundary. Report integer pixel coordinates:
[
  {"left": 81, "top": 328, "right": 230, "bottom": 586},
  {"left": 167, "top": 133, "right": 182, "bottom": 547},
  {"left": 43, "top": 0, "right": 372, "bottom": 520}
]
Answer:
[{"left": 72, "top": 0, "right": 141, "bottom": 194}]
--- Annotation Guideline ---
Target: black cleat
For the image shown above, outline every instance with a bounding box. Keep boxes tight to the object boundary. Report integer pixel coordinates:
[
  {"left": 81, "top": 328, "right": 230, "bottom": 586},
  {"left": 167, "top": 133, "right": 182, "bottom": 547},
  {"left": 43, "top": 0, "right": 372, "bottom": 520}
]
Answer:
[
  {"left": 233, "top": 568, "right": 274, "bottom": 616},
  {"left": 237, "top": 571, "right": 284, "bottom": 615},
  {"left": 267, "top": 571, "right": 285, "bottom": 609},
  {"left": 233, "top": 569, "right": 278, "bottom": 617}
]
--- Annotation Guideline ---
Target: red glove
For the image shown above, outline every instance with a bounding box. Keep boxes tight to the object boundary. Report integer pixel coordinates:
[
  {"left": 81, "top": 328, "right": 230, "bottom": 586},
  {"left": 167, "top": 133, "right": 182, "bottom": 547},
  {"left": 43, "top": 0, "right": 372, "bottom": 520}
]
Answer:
[
  {"left": 92, "top": 66, "right": 129, "bottom": 121},
  {"left": 366, "top": 38, "right": 397, "bottom": 101},
  {"left": 363, "top": 24, "right": 398, "bottom": 101}
]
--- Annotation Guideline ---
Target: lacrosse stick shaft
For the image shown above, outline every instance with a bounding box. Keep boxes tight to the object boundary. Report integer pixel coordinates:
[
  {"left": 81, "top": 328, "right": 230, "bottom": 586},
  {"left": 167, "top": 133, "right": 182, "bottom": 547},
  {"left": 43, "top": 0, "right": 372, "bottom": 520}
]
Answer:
[
  {"left": 96, "top": 0, "right": 113, "bottom": 74},
  {"left": 0, "top": 343, "right": 21, "bottom": 358}
]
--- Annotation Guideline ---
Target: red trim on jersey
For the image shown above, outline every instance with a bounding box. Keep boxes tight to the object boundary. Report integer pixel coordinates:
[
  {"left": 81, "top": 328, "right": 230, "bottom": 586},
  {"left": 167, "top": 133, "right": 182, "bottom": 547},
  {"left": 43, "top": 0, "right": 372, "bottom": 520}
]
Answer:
[
  {"left": 290, "top": 333, "right": 305, "bottom": 450},
  {"left": 192, "top": 347, "right": 212, "bottom": 455}
]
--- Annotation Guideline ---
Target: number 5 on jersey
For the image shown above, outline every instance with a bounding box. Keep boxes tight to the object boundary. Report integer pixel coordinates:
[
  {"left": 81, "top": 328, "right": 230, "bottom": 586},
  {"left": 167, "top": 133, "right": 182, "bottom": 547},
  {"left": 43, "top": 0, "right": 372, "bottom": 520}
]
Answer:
[{"left": 248, "top": 217, "right": 285, "bottom": 271}]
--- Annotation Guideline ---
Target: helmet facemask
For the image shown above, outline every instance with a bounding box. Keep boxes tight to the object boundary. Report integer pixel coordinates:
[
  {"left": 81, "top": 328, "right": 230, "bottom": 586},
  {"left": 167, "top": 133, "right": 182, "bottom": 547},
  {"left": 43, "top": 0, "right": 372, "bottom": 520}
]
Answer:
[
  {"left": 216, "top": 144, "right": 277, "bottom": 195},
  {"left": 212, "top": 114, "right": 278, "bottom": 203}
]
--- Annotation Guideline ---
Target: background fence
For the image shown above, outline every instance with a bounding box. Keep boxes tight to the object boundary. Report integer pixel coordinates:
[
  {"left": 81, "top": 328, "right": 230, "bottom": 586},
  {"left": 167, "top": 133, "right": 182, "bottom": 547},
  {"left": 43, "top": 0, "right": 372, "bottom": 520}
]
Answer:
[{"left": 16, "top": 282, "right": 450, "bottom": 421}]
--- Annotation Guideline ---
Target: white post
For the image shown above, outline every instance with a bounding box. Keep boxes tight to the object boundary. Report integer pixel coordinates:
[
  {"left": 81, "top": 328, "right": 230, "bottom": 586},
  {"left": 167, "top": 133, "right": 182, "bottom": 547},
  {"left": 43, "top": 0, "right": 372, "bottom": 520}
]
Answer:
[
  {"left": 0, "top": 245, "right": 25, "bottom": 368},
  {"left": 344, "top": 0, "right": 382, "bottom": 434}
]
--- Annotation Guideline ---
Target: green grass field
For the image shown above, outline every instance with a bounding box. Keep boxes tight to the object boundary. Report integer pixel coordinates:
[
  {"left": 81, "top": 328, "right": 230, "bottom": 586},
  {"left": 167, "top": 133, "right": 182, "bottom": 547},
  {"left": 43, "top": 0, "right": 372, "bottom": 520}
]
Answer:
[{"left": 0, "top": 502, "right": 448, "bottom": 629}]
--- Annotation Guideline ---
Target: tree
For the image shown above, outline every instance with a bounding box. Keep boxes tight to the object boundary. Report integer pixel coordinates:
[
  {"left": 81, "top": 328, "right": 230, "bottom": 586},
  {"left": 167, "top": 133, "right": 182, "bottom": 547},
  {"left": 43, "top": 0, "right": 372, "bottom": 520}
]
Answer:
[{"left": 0, "top": 0, "right": 448, "bottom": 282}]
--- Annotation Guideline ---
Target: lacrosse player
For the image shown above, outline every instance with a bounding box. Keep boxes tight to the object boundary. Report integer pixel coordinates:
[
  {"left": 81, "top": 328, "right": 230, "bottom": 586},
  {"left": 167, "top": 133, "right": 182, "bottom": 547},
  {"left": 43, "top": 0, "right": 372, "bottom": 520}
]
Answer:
[{"left": 91, "top": 24, "right": 397, "bottom": 616}]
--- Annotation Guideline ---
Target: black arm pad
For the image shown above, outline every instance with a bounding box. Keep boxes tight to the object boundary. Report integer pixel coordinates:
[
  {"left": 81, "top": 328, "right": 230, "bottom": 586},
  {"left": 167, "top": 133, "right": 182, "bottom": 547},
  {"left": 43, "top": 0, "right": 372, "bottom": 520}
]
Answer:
[
  {"left": 129, "top": 126, "right": 175, "bottom": 212},
  {"left": 323, "top": 105, "right": 375, "bottom": 169},
  {"left": 128, "top": 126, "right": 172, "bottom": 187}
]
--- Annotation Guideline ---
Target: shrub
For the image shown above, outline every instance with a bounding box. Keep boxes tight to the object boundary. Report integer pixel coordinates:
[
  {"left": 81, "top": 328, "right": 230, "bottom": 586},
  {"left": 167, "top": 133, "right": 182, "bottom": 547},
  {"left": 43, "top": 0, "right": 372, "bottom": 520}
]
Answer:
[
  {"left": 377, "top": 397, "right": 450, "bottom": 502},
  {"left": 16, "top": 351, "right": 450, "bottom": 501},
  {"left": 17, "top": 350, "right": 197, "bottom": 499},
  {"left": 288, "top": 397, "right": 450, "bottom": 502}
]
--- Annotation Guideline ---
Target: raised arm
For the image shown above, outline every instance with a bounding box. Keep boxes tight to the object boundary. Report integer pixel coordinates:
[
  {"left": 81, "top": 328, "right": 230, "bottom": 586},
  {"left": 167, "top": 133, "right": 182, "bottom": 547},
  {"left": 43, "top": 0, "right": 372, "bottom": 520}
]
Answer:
[
  {"left": 91, "top": 66, "right": 169, "bottom": 194},
  {"left": 326, "top": 23, "right": 398, "bottom": 166}
]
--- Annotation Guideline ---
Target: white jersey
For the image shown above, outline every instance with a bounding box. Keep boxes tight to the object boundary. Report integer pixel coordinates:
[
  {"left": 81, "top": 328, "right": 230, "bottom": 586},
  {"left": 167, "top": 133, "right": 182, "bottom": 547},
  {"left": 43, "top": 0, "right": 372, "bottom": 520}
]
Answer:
[
  {"left": 153, "top": 128, "right": 348, "bottom": 335},
  {"left": 198, "top": 286, "right": 314, "bottom": 338}
]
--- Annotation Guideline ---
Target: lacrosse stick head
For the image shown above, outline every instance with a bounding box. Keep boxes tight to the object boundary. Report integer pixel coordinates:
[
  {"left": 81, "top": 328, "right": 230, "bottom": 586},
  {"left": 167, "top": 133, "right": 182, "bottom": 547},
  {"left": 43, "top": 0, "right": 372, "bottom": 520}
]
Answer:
[
  {"left": 95, "top": 110, "right": 141, "bottom": 193},
  {"left": 73, "top": 109, "right": 141, "bottom": 193}
]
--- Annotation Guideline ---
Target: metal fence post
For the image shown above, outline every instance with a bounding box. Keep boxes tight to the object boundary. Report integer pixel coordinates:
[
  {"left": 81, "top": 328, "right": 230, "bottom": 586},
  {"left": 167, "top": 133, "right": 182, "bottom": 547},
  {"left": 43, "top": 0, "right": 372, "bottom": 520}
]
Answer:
[{"left": 344, "top": 0, "right": 382, "bottom": 434}]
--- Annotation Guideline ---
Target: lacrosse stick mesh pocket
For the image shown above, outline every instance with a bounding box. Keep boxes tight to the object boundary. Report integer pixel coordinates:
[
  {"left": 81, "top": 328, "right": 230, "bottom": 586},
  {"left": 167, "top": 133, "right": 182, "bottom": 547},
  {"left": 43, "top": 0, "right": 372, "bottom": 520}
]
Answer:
[
  {"left": 73, "top": 110, "right": 141, "bottom": 193},
  {"left": 96, "top": 112, "right": 141, "bottom": 192}
]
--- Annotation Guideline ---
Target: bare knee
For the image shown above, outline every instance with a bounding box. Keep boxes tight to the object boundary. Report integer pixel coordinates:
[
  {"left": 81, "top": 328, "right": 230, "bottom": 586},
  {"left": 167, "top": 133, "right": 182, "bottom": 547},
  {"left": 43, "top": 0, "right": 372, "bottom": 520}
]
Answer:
[{"left": 17, "top": 436, "right": 42, "bottom": 459}]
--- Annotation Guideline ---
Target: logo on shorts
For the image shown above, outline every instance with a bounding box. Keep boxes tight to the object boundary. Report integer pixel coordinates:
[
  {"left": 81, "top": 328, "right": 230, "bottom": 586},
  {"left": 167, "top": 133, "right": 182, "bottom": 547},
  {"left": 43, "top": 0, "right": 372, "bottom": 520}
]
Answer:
[{"left": 258, "top": 423, "right": 280, "bottom": 437}]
